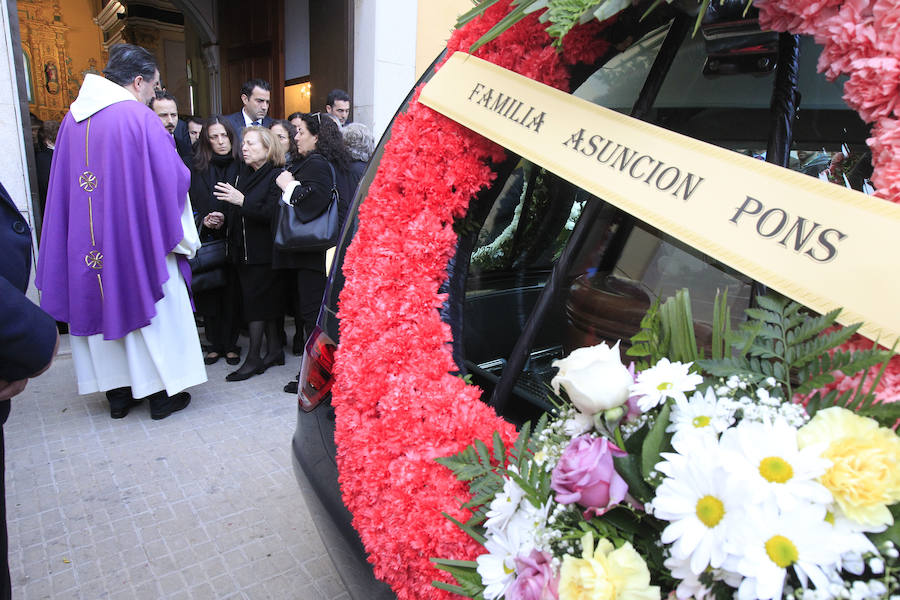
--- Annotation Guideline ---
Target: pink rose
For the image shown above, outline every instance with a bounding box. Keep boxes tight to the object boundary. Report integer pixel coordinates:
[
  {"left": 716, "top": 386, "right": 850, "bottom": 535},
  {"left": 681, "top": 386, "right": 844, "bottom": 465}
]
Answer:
[
  {"left": 508, "top": 549, "right": 559, "bottom": 600},
  {"left": 551, "top": 435, "right": 627, "bottom": 516}
]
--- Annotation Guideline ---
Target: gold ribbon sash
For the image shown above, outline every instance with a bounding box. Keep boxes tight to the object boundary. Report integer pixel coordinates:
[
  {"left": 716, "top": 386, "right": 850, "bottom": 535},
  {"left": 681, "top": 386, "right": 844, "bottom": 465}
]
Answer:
[{"left": 418, "top": 52, "right": 900, "bottom": 346}]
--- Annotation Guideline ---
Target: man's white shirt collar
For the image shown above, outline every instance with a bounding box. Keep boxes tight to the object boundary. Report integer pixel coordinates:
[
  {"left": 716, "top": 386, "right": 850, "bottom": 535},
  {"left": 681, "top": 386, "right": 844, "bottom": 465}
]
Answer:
[
  {"left": 242, "top": 109, "right": 261, "bottom": 127},
  {"left": 70, "top": 74, "right": 137, "bottom": 122}
]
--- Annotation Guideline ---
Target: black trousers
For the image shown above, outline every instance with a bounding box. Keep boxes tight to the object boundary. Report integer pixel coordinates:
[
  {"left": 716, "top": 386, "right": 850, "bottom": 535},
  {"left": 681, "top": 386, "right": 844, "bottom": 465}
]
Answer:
[
  {"left": 293, "top": 268, "right": 326, "bottom": 343},
  {"left": 195, "top": 266, "right": 241, "bottom": 354}
]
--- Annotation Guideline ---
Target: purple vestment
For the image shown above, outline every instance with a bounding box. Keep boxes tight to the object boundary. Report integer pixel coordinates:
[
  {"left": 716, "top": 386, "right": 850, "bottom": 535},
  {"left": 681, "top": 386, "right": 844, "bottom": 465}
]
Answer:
[{"left": 36, "top": 95, "right": 191, "bottom": 340}]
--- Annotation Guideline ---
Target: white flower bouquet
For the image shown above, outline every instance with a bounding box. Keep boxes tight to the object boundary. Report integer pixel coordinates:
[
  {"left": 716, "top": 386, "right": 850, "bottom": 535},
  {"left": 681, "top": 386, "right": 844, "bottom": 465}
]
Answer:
[{"left": 433, "top": 293, "right": 900, "bottom": 600}]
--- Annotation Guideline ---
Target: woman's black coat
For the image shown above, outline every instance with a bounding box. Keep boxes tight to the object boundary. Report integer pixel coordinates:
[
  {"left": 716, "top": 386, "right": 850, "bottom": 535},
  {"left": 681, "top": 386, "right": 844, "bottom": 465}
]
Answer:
[
  {"left": 272, "top": 152, "right": 334, "bottom": 271},
  {"left": 226, "top": 161, "right": 282, "bottom": 265},
  {"left": 190, "top": 155, "right": 239, "bottom": 243}
]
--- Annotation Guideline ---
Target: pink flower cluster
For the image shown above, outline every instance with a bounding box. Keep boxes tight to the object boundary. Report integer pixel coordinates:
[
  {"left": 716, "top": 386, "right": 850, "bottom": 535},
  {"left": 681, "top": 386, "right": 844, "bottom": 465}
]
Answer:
[{"left": 757, "top": 0, "right": 900, "bottom": 203}]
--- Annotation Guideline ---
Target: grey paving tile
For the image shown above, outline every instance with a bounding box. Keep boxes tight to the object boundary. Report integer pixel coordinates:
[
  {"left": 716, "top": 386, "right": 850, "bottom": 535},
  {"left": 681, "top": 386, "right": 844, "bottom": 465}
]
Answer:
[{"left": 5, "top": 331, "right": 351, "bottom": 599}]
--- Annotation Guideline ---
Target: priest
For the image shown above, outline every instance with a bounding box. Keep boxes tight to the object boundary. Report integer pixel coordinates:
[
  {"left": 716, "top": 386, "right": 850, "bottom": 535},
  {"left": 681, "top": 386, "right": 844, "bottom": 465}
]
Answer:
[{"left": 36, "top": 43, "right": 207, "bottom": 420}]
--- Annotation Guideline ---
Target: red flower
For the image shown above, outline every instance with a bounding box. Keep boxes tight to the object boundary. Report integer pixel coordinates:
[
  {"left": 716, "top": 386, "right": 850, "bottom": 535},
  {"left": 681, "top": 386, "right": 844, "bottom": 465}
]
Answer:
[{"left": 330, "top": 1, "right": 900, "bottom": 598}]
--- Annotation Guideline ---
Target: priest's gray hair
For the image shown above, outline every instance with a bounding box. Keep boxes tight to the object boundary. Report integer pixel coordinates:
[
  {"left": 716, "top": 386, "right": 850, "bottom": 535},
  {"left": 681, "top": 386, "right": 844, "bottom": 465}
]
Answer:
[
  {"left": 342, "top": 123, "right": 374, "bottom": 162},
  {"left": 103, "top": 44, "right": 158, "bottom": 87}
]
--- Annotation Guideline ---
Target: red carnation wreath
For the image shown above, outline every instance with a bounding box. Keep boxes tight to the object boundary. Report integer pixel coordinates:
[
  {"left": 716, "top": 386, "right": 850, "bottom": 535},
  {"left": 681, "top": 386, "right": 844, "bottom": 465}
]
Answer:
[{"left": 331, "top": 2, "right": 900, "bottom": 598}]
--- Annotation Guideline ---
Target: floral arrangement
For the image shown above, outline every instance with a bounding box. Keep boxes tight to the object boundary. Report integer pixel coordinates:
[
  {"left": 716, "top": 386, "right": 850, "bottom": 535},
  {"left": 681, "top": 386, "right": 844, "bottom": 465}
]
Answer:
[
  {"left": 330, "top": 1, "right": 900, "bottom": 599},
  {"left": 432, "top": 294, "right": 900, "bottom": 600}
]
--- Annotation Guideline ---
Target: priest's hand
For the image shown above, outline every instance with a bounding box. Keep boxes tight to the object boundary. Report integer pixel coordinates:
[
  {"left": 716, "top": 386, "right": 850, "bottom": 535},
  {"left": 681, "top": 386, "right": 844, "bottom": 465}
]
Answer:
[
  {"left": 275, "top": 170, "right": 296, "bottom": 191},
  {"left": 214, "top": 182, "right": 244, "bottom": 207}
]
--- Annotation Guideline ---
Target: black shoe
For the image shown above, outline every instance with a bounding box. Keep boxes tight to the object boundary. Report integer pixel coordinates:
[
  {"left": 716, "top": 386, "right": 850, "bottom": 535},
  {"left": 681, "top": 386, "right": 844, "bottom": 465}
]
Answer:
[
  {"left": 110, "top": 399, "right": 142, "bottom": 419},
  {"left": 204, "top": 352, "right": 222, "bottom": 365},
  {"left": 107, "top": 387, "right": 141, "bottom": 419},
  {"left": 225, "top": 348, "right": 242, "bottom": 365},
  {"left": 257, "top": 352, "right": 286, "bottom": 375},
  {"left": 150, "top": 392, "right": 191, "bottom": 420},
  {"left": 226, "top": 362, "right": 262, "bottom": 382},
  {"left": 283, "top": 380, "right": 298, "bottom": 394}
]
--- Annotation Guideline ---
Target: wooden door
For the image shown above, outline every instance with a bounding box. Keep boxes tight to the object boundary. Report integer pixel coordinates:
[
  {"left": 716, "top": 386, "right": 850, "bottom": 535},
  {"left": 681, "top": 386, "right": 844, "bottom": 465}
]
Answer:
[{"left": 218, "top": 0, "right": 285, "bottom": 119}]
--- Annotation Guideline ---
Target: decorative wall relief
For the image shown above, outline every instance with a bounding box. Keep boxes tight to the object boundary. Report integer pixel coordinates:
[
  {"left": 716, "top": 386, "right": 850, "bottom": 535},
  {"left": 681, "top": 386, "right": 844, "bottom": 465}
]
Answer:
[{"left": 18, "top": 0, "right": 72, "bottom": 120}]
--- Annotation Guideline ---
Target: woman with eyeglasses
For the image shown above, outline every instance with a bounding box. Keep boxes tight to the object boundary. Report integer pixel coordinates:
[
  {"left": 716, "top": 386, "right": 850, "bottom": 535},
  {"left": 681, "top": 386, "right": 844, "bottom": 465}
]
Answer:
[
  {"left": 189, "top": 116, "right": 243, "bottom": 367},
  {"left": 274, "top": 113, "right": 353, "bottom": 354},
  {"left": 216, "top": 126, "right": 286, "bottom": 381}
]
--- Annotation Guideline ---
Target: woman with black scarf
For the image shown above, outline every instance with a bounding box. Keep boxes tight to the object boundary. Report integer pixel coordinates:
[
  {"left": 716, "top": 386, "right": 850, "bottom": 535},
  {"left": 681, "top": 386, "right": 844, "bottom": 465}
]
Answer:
[
  {"left": 190, "top": 116, "right": 242, "bottom": 366},
  {"left": 216, "top": 126, "right": 286, "bottom": 381}
]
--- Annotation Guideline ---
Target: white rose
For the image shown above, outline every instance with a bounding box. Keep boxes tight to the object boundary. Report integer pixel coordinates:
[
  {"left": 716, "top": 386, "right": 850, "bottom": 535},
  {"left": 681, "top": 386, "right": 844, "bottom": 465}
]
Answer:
[{"left": 550, "top": 341, "right": 633, "bottom": 415}]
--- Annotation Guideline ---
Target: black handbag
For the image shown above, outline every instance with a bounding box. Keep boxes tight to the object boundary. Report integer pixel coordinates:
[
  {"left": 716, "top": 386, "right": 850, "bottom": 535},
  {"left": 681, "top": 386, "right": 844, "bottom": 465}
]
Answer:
[
  {"left": 188, "top": 233, "right": 227, "bottom": 293},
  {"left": 274, "top": 161, "right": 339, "bottom": 252}
]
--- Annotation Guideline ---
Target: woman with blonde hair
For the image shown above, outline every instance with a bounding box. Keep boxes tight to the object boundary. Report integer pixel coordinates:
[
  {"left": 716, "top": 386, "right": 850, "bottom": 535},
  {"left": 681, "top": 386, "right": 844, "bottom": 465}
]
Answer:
[{"left": 216, "top": 126, "right": 286, "bottom": 381}]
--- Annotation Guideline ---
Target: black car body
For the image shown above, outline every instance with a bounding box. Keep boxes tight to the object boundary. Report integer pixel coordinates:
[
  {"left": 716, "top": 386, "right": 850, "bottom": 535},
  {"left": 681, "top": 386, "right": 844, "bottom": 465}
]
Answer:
[{"left": 291, "top": 7, "right": 872, "bottom": 598}]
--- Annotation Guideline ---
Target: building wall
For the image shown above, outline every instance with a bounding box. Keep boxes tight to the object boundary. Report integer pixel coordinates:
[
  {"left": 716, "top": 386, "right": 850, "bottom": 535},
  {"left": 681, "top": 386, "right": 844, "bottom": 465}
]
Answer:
[
  {"left": 2, "top": 0, "right": 39, "bottom": 298},
  {"left": 59, "top": 0, "right": 105, "bottom": 85},
  {"left": 18, "top": 0, "right": 105, "bottom": 121},
  {"left": 415, "top": 0, "right": 468, "bottom": 78},
  {"left": 353, "top": 0, "right": 417, "bottom": 138}
]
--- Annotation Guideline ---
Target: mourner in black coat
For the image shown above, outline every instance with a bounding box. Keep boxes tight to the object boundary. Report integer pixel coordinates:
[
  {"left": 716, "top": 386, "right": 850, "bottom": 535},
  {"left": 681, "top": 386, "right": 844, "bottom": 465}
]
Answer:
[
  {"left": 217, "top": 126, "right": 285, "bottom": 381},
  {"left": 189, "top": 117, "right": 242, "bottom": 365},
  {"left": 274, "top": 113, "right": 354, "bottom": 350}
]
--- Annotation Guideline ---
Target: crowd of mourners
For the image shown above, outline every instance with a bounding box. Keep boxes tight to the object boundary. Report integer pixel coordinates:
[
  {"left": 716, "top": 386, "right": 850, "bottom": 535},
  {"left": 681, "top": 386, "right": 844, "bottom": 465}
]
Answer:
[{"left": 31, "top": 79, "right": 375, "bottom": 392}]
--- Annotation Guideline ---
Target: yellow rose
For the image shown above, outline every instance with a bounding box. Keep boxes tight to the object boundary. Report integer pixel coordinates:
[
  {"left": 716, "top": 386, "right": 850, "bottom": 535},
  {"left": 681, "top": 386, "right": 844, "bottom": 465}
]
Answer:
[
  {"left": 797, "top": 407, "right": 900, "bottom": 530},
  {"left": 558, "top": 533, "right": 660, "bottom": 600}
]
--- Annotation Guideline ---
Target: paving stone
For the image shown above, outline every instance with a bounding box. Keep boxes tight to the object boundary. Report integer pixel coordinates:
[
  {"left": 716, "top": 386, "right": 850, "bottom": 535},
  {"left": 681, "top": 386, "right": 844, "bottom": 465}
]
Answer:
[{"left": 5, "top": 334, "right": 353, "bottom": 598}]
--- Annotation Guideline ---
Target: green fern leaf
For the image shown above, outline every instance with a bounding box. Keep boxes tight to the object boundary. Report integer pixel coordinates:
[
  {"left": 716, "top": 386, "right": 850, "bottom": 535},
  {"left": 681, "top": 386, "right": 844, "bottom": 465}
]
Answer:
[{"left": 857, "top": 402, "right": 900, "bottom": 427}]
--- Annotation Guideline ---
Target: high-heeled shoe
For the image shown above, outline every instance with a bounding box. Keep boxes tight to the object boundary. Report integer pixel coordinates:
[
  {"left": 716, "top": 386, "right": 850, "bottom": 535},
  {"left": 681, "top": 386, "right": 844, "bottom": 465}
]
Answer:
[
  {"left": 226, "top": 362, "right": 263, "bottom": 382},
  {"left": 257, "top": 352, "right": 286, "bottom": 374}
]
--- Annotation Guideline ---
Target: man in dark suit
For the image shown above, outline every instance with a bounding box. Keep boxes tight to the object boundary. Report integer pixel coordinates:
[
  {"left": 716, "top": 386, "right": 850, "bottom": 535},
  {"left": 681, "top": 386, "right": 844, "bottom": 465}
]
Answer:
[
  {"left": 0, "top": 181, "right": 59, "bottom": 600},
  {"left": 224, "top": 78, "right": 273, "bottom": 144}
]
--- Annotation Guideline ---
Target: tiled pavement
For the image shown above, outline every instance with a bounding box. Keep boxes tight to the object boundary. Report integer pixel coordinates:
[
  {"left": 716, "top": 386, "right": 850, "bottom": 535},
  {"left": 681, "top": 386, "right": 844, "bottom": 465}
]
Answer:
[{"left": 4, "top": 333, "right": 349, "bottom": 599}]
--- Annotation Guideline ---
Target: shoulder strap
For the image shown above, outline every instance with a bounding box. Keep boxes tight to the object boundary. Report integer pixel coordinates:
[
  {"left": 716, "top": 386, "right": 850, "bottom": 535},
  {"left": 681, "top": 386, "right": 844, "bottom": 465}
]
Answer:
[{"left": 324, "top": 158, "right": 338, "bottom": 197}]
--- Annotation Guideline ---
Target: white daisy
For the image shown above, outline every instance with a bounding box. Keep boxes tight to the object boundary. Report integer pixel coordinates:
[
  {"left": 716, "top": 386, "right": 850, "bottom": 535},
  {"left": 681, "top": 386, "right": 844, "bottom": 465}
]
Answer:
[
  {"left": 650, "top": 434, "right": 747, "bottom": 574},
  {"left": 727, "top": 503, "right": 840, "bottom": 600},
  {"left": 476, "top": 526, "right": 530, "bottom": 600},
  {"left": 664, "top": 554, "right": 743, "bottom": 599},
  {"left": 630, "top": 358, "right": 704, "bottom": 412},
  {"left": 666, "top": 387, "right": 734, "bottom": 440},
  {"left": 506, "top": 498, "right": 551, "bottom": 553},
  {"left": 719, "top": 419, "right": 832, "bottom": 511},
  {"left": 484, "top": 470, "right": 526, "bottom": 533}
]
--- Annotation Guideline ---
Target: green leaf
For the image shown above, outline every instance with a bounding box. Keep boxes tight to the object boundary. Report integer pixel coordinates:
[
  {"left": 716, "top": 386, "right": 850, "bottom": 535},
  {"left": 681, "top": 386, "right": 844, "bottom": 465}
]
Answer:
[
  {"left": 711, "top": 289, "right": 731, "bottom": 360},
  {"left": 442, "top": 511, "right": 487, "bottom": 545},
  {"left": 431, "top": 558, "right": 485, "bottom": 598},
  {"left": 856, "top": 402, "right": 900, "bottom": 427},
  {"left": 641, "top": 402, "right": 671, "bottom": 480},
  {"left": 492, "top": 430, "right": 506, "bottom": 467},
  {"left": 692, "top": 0, "right": 712, "bottom": 36},
  {"left": 468, "top": 2, "right": 536, "bottom": 53},
  {"left": 868, "top": 504, "right": 900, "bottom": 548},
  {"left": 613, "top": 454, "right": 654, "bottom": 502}
]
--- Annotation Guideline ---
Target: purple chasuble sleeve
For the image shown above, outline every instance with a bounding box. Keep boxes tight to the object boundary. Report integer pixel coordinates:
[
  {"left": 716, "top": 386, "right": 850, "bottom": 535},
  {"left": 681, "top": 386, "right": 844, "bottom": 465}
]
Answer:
[{"left": 36, "top": 100, "right": 191, "bottom": 340}]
